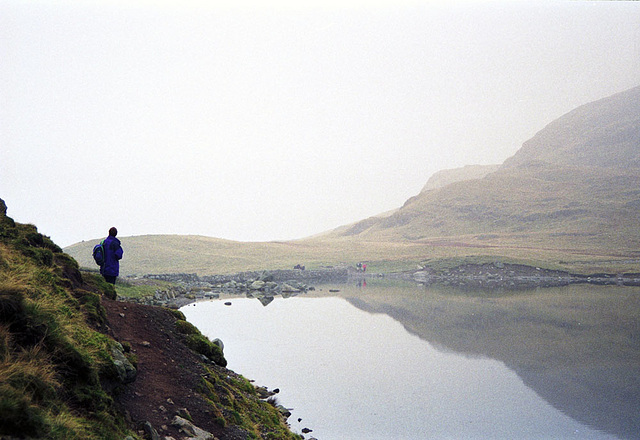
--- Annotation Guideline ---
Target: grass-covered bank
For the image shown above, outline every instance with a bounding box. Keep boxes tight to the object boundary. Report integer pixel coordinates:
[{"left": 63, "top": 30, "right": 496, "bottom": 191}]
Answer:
[
  {"left": 0, "top": 200, "right": 133, "bottom": 439},
  {"left": 0, "top": 198, "right": 302, "bottom": 439}
]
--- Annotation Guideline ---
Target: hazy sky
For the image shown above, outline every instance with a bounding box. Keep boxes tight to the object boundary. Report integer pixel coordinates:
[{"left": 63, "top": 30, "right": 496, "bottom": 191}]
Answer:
[{"left": 1, "top": 0, "right": 639, "bottom": 247}]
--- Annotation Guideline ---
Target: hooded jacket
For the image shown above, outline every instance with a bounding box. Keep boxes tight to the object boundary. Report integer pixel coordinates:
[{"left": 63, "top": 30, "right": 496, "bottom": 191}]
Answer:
[{"left": 100, "top": 235, "right": 123, "bottom": 277}]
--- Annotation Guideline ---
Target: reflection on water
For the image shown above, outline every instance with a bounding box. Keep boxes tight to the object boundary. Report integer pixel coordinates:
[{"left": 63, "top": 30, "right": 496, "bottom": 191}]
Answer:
[
  {"left": 181, "top": 281, "right": 639, "bottom": 440},
  {"left": 343, "top": 281, "right": 640, "bottom": 440}
]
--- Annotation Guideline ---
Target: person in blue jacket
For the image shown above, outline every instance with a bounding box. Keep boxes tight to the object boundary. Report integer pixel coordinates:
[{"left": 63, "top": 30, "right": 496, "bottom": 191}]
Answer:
[{"left": 101, "top": 227, "right": 123, "bottom": 284}]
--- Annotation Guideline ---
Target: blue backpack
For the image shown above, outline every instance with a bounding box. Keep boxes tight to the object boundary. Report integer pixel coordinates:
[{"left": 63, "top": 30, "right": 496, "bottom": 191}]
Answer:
[{"left": 92, "top": 240, "right": 105, "bottom": 266}]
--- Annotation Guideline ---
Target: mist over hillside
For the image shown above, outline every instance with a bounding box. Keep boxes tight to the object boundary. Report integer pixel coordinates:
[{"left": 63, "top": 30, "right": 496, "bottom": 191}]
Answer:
[
  {"left": 503, "top": 85, "right": 640, "bottom": 169},
  {"left": 65, "top": 86, "right": 640, "bottom": 275},
  {"left": 336, "top": 85, "right": 640, "bottom": 249}
]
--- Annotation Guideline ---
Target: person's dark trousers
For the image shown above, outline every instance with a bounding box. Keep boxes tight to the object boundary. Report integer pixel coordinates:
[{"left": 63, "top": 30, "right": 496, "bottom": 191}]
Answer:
[{"left": 103, "top": 275, "right": 117, "bottom": 285}]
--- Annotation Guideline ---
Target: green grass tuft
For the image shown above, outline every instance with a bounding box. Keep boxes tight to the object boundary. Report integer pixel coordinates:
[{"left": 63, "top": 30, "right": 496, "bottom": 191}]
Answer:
[
  {"left": 175, "top": 319, "right": 200, "bottom": 335},
  {"left": 184, "top": 333, "right": 227, "bottom": 367}
]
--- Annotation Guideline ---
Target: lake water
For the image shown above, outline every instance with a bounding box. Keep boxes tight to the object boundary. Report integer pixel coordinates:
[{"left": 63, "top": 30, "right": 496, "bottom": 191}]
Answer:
[{"left": 180, "top": 281, "right": 640, "bottom": 440}]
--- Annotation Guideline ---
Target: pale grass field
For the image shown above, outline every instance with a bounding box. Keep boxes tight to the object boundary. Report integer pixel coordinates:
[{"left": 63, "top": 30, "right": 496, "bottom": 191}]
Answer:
[{"left": 65, "top": 232, "right": 640, "bottom": 277}]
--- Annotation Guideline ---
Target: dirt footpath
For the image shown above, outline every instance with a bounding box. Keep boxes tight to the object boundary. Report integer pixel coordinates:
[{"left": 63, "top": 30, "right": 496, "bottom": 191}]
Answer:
[{"left": 103, "top": 299, "right": 236, "bottom": 440}]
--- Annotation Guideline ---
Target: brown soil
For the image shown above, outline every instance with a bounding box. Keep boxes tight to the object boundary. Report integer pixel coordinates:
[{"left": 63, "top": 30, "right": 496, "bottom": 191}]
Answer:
[{"left": 102, "top": 299, "right": 246, "bottom": 440}]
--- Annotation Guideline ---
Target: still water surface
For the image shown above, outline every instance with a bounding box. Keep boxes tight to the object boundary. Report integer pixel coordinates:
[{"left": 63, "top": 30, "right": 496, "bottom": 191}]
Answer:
[{"left": 181, "top": 281, "right": 639, "bottom": 440}]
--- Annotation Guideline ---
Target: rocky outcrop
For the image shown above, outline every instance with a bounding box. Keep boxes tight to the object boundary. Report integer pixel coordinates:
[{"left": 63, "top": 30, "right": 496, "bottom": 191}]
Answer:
[
  {"left": 171, "top": 415, "right": 216, "bottom": 440},
  {"left": 110, "top": 342, "right": 137, "bottom": 384},
  {"left": 421, "top": 164, "right": 500, "bottom": 193},
  {"left": 140, "top": 415, "right": 217, "bottom": 440},
  {"left": 129, "top": 269, "right": 349, "bottom": 307},
  {"left": 145, "top": 267, "right": 349, "bottom": 285},
  {"left": 410, "top": 262, "right": 640, "bottom": 288}
]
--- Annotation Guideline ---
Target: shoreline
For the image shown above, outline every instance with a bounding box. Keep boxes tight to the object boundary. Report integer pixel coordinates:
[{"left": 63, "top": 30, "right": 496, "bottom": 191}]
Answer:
[{"left": 120, "top": 264, "right": 640, "bottom": 308}]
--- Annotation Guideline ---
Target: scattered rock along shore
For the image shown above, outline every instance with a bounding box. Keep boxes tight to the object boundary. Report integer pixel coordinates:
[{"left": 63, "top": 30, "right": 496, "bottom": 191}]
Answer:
[
  {"left": 124, "top": 265, "right": 640, "bottom": 308},
  {"left": 130, "top": 268, "right": 351, "bottom": 308},
  {"left": 408, "top": 262, "right": 640, "bottom": 290}
]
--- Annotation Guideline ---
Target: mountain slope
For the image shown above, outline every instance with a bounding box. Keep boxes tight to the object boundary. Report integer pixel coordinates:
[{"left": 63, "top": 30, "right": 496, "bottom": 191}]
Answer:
[
  {"left": 333, "top": 85, "right": 640, "bottom": 252},
  {"left": 503, "top": 85, "right": 640, "bottom": 169}
]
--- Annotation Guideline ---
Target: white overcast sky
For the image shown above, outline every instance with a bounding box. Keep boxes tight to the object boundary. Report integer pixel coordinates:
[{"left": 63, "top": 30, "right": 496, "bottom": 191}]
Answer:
[{"left": 1, "top": 0, "right": 639, "bottom": 247}]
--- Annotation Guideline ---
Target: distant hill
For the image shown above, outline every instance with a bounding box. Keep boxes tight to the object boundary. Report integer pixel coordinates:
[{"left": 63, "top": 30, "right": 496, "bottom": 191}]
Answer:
[
  {"left": 65, "top": 86, "right": 640, "bottom": 275},
  {"left": 66, "top": 234, "right": 321, "bottom": 276},
  {"left": 333, "top": 85, "right": 640, "bottom": 253}
]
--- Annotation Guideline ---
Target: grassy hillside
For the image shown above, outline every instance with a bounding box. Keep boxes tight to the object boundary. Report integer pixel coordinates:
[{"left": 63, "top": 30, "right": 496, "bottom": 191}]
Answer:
[
  {"left": 0, "top": 199, "right": 301, "bottom": 439},
  {"left": 0, "top": 199, "right": 133, "bottom": 439},
  {"left": 346, "top": 165, "right": 640, "bottom": 246}
]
